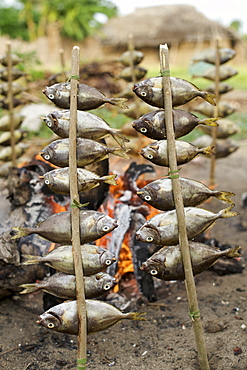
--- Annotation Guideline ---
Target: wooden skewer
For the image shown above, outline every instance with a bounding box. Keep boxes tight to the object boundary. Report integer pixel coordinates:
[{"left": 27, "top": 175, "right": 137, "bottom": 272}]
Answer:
[
  {"left": 69, "top": 45, "right": 87, "bottom": 370},
  {"left": 6, "top": 41, "right": 16, "bottom": 166},
  {"left": 159, "top": 44, "right": 210, "bottom": 370}
]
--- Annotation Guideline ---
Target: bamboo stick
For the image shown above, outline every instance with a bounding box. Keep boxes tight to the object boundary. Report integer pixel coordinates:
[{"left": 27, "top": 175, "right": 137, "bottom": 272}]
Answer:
[
  {"left": 6, "top": 42, "right": 16, "bottom": 166},
  {"left": 59, "top": 48, "right": 66, "bottom": 82},
  {"left": 209, "top": 38, "right": 220, "bottom": 187},
  {"left": 69, "top": 46, "right": 87, "bottom": 370},
  {"left": 159, "top": 44, "right": 210, "bottom": 370},
  {"left": 128, "top": 33, "right": 140, "bottom": 119}
]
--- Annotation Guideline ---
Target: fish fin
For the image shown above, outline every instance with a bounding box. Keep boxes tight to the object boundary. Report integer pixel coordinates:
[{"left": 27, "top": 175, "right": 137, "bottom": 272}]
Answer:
[
  {"left": 214, "top": 191, "right": 235, "bottom": 204},
  {"left": 110, "top": 131, "right": 130, "bottom": 148},
  {"left": 101, "top": 174, "right": 118, "bottom": 186},
  {"left": 219, "top": 204, "right": 238, "bottom": 219},
  {"left": 21, "top": 254, "right": 41, "bottom": 265},
  {"left": 201, "top": 146, "right": 214, "bottom": 156},
  {"left": 225, "top": 246, "right": 242, "bottom": 258},
  {"left": 126, "top": 312, "right": 147, "bottom": 321},
  {"left": 19, "top": 283, "right": 39, "bottom": 294},
  {"left": 110, "top": 147, "right": 131, "bottom": 159},
  {"left": 199, "top": 117, "right": 219, "bottom": 127},
  {"left": 203, "top": 92, "right": 217, "bottom": 106},
  {"left": 109, "top": 98, "right": 129, "bottom": 109},
  {"left": 11, "top": 227, "right": 30, "bottom": 239}
]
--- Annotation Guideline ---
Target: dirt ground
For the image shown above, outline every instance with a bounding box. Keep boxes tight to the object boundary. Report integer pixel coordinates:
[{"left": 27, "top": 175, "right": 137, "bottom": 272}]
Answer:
[{"left": 0, "top": 97, "right": 247, "bottom": 369}]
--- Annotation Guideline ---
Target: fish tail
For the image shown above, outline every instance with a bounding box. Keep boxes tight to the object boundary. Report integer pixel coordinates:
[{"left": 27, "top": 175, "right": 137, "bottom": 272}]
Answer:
[
  {"left": 219, "top": 204, "right": 238, "bottom": 219},
  {"left": 199, "top": 117, "right": 219, "bottom": 127},
  {"left": 225, "top": 246, "right": 242, "bottom": 258},
  {"left": 11, "top": 227, "right": 31, "bottom": 239},
  {"left": 214, "top": 191, "right": 235, "bottom": 204},
  {"left": 111, "top": 131, "right": 130, "bottom": 148},
  {"left": 201, "top": 146, "right": 214, "bottom": 156},
  {"left": 21, "top": 254, "right": 42, "bottom": 265},
  {"left": 110, "top": 147, "right": 131, "bottom": 159},
  {"left": 126, "top": 312, "right": 147, "bottom": 321},
  {"left": 19, "top": 283, "right": 39, "bottom": 294},
  {"left": 109, "top": 98, "right": 128, "bottom": 109},
  {"left": 202, "top": 92, "right": 216, "bottom": 106},
  {"left": 101, "top": 174, "right": 118, "bottom": 186}
]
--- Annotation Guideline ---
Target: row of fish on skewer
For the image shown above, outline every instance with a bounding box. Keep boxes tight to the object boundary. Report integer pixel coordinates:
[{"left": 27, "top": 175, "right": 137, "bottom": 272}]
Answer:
[
  {"left": 189, "top": 47, "right": 240, "bottom": 157},
  {"left": 0, "top": 53, "right": 27, "bottom": 173},
  {"left": 130, "top": 66, "right": 241, "bottom": 280},
  {"left": 12, "top": 75, "right": 148, "bottom": 335}
]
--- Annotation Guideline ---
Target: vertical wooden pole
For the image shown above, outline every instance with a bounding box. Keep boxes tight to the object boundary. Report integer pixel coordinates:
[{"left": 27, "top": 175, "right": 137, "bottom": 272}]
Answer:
[
  {"left": 59, "top": 48, "right": 66, "bottom": 82},
  {"left": 6, "top": 42, "right": 16, "bottom": 166},
  {"left": 69, "top": 46, "right": 87, "bottom": 370},
  {"left": 128, "top": 33, "right": 140, "bottom": 119},
  {"left": 159, "top": 44, "right": 210, "bottom": 370},
  {"left": 209, "top": 38, "right": 220, "bottom": 187}
]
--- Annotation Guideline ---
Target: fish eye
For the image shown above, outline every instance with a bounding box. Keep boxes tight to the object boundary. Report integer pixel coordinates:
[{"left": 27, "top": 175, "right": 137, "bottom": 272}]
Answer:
[
  {"left": 44, "top": 179, "right": 50, "bottom": 185},
  {"left": 47, "top": 322, "right": 55, "bottom": 328},
  {"left": 104, "top": 284, "right": 111, "bottom": 290},
  {"left": 147, "top": 154, "right": 153, "bottom": 159},
  {"left": 105, "top": 259, "right": 112, "bottom": 265},
  {"left": 144, "top": 195, "right": 151, "bottom": 201},
  {"left": 44, "top": 154, "right": 50, "bottom": 160},
  {"left": 146, "top": 236, "right": 153, "bottom": 242},
  {"left": 141, "top": 91, "right": 147, "bottom": 97},
  {"left": 46, "top": 121, "right": 52, "bottom": 127},
  {"left": 102, "top": 225, "right": 110, "bottom": 232},
  {"left": 150, "top": 269, "right": 158, "bottom": 275},
  {"left": 48, "top": 94, "right": 54, "bottom": 100},
  {"left": 140, "top": 127, "right": 147, "bottom": 133}
]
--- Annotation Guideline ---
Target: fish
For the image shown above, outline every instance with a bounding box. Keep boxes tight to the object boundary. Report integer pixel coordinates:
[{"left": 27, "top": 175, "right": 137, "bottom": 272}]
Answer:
[
  {"left": 200, "top": 118, "right": 240, "bottom": 139},
  {"left": 0, "top": 129, "right": 25, "bottom": 146},
  {"left": 12, "top": 209, "right": 118, "bottom": 244},
  {"left": 19, "top": 271, "right": 117, "bottom": 299},
  {"left": 192, "top": 135, "right": 239, "bottom": 158},
  {"left": 140, "top": 242, "right": 241, "bottom": 280},
  {"left": 0, "top": 82, "right": 24, "bottom": 96},
  {"left": 43, "top": 82, "right": 128, "bottom": 110},
  {"left": 37, "top": 299, "right": 146, "bottom": 335},
  {"left": 192, "top": 48, "right": 236, "bottom": 64},
  {"left": 44, "top": 110, "right": 129, "bottom": 148},
  {"left": 205, "top": 82, "right": 234, "bottom": 95},
  {"left": 119, "top": 66, "right": 147, "bottom": 82},
  {"left": 0, "top": 113, "right": 23, "bottom": 131},
  {"left": 118, "top": 50, "right": 144, "bottom": 66},
  {"left": 22, "top": 244, "right": 116, "bottom": 275},
  {"left": 192, "top": 65, "right": 238, "bottom": 81},
  {"left": 137, "top": 177, "right": 235, "bottom": 211},
  {"left": 0, "top": 97, "right": 24, "bottom": 109},
  {"left": 140, "top": 139, "right": 213, "bottom": 167},
  {"left": 0, "top": 143, "right": 26, "bottom": 161},
  {"left": 0, "top": 53, "right": 22, "bottom": 66},
  {"left": 40, "top": 138, "right": 130, "bottom": 168},
  {"left": 194, "top": 101, "right": 236, "bottom": 118},
  {"left": 0, "top": 67, "right": 26, "bottom": 81},
  {"left": 135, "top": 205, "right": 238, "bottom": 246},
  {"left": 133, "top": 77, "right": 216, "bottom": 108},
  {"left": 43, "top": 167, "right": 117, "bottom": 194},
  {"left": 132, "top": 109, "right": 218, "bottom": 140}
]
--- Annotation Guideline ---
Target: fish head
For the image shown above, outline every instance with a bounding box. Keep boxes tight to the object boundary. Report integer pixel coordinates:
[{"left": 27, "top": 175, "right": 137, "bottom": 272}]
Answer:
[
  {"left": 132, "top": 116, "right": 154, "bottom": 138},
  {"left": 43, "top": 83, "right": 71, "bottom": 106},
  {"left": 136, "top": 224, "right": 161, "bottom": 244},
  {"left": 140, "top": 258, "right": 164, "bottom": 279},
  {"left": 96, "top": 214, "right": 118, "bottom": 236},
  {"left": 43, "top": 171, "right": 53, "bottom": 187},
  {"left": 96, "top": 272, "right": 117, "bottom": 291},
  {"left": 37, "top": 311, "right": 62, "bottom": 332},
  {"left": 133, "top": 81, "right": 154, "bottom": 104},
  {"left": 44, "top": 112, "right": 59, "bottom": 132},
  {"left": 137, "top": 184, "right": 159, "bottom": 205},
  {"left": 40, "top": 146, "right": 54, "bottom": 162},
  {"left": 140, "top": 145, "right": 157, "bottom": 163},
  {"left": 100, "top": 250, "right": 116, "bottom": 269}
]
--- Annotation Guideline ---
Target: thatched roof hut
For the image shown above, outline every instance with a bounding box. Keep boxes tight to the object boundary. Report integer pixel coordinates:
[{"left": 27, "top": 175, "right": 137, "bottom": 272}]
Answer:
[{"left": 100, "top": 4, "right": 239, "bottom": 48}]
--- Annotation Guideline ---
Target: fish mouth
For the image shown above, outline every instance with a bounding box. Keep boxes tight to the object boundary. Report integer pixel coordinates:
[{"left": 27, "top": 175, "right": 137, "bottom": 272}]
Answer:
[{"left": 132, "top": 84, "right": 137, "bottom": 92}]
